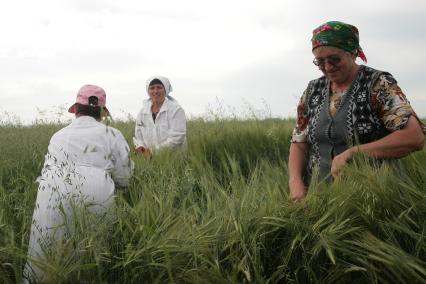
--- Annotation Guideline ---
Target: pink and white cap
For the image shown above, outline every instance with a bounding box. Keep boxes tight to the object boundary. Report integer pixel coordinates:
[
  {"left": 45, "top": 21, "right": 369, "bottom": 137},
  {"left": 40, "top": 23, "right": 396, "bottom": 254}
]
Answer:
[{"left": 68, "top": 84, "right": 108, "bottom": 113}]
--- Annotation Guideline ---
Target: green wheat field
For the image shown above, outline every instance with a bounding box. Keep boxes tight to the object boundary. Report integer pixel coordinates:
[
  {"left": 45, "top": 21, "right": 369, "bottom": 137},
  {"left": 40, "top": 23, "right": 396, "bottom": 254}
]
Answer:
[{"left": 1, "top": 116, "right": 425, "bottom": 283}]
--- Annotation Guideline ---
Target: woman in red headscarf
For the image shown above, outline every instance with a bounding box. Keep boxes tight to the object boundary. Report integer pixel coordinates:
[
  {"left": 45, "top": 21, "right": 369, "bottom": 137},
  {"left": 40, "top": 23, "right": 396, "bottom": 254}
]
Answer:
[{"left": 288, "top": 21, "right": 425, "bottom": 202}]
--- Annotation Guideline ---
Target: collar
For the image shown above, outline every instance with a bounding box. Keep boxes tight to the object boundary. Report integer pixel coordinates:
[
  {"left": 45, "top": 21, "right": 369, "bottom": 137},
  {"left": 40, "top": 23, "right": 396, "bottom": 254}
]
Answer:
[
  {"left": 72, "top": 116, "right": 99, "bottom": 125},
  {"left": 143, "top": 97, "right": 171, "bottom": 114}
]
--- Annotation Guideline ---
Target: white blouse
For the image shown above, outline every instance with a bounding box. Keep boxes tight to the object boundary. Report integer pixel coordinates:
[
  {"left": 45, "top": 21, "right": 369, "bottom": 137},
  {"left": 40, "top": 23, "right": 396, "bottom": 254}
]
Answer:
[{"left": 134, "top": 97, "right": 187, "bottom": 151}]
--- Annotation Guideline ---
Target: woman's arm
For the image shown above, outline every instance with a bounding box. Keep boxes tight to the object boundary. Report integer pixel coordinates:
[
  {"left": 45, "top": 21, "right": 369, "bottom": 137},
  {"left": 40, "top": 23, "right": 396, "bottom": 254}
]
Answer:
[
  {"left": 134, "top": 110, "right": 147, "bottom": 149},
  {"left": 355, "top": 115, "right": 424, "bottom": 158},
  {"left": 288, "top": 89, "right": 310, "bottom": 202},
  {"left": 332, "top": 75, "right": 425, "bottom": 178},
  {"left": 156, "top": 107, "right": 187, "bottom": 150},
  {"left": 111, "top": 130, "right": 134, "bottom": 188},
  {"left": 331, "top": 115, "right": 424, "bottom": 177},
  {"left": 288, "top": 142, "right": 309, "bottom": 202}
]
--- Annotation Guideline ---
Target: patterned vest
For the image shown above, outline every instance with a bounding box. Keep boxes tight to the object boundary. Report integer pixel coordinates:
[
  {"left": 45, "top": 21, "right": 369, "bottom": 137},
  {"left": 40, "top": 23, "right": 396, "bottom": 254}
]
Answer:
[{"left": 304, "top": 65, "right": 395, "bottom": 182}]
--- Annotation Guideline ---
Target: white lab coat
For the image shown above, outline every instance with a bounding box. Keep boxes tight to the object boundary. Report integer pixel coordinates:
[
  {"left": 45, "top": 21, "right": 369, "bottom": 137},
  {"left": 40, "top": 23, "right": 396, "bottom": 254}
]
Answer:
[
  {"left": 134, "top": 97, "right": 187, "bottom": 151},
  {"left": 24, "top": 116, "right": 133, "bottom": 282}
]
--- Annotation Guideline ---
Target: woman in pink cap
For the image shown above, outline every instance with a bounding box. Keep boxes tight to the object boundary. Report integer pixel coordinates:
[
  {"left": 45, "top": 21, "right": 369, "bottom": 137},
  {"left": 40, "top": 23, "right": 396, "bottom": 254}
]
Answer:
[{"left": 24, "top": 85, "right": 134, "bottom": 282}]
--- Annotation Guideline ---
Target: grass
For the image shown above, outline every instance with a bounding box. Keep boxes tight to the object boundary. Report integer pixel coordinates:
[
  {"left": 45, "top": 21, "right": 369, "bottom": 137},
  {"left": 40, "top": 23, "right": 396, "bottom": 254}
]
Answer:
[{"left": 0, "top": 117, "right": 425, "bottom": 283}]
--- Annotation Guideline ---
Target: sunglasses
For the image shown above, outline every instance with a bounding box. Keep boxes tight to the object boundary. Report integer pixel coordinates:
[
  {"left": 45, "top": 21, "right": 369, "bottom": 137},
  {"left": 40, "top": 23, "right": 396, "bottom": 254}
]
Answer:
[{"left": 313, "top": 55, "right": 342, "bottom": 68}]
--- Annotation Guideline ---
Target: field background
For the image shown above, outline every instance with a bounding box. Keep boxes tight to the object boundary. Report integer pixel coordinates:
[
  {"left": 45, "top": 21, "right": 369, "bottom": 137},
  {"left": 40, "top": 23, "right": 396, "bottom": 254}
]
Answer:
[{"left": 1, "top": 117, "right": 425, "bottom": 283}]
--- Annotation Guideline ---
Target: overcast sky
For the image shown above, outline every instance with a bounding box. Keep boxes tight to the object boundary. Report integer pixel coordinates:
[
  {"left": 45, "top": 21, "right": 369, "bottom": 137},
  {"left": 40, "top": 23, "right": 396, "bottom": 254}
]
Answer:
[{"left": 1, "top": 0, "right": 425, "bottom": 123}]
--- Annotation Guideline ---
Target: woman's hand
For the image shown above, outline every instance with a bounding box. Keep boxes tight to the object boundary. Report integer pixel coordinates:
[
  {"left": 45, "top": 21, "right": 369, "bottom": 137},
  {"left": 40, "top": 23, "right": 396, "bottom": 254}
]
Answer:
[
  {"left": 331, "top": 147, "right": 356, "bottom": 178},
  {"left": 135, "top": 146, "right": 152, "bottom": 159},
  {"left": 143, "top": 148, "right": 152, "bottom": 159},
  {"left": 289, "top": 178, "right": 306, "bottom": 203}
]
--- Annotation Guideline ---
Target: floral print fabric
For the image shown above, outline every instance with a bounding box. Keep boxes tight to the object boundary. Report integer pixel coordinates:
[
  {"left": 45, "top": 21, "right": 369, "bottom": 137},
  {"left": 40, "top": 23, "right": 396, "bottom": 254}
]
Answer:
[
  {"left": 292, "top": 70, "right": 424, "bottom": 143},
  {"left": 311, "top": 21, "right": 367, "bottom": 62}
]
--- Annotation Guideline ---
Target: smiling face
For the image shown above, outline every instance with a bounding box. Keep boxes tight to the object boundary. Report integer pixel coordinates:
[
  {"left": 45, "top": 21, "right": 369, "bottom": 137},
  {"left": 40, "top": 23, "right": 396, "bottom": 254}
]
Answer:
[
  {"left": 313, "top": 46, "right": 358, "bottom": 86},
  {"left": 148, "top": 83, "right": 166, "bottom": 105}
]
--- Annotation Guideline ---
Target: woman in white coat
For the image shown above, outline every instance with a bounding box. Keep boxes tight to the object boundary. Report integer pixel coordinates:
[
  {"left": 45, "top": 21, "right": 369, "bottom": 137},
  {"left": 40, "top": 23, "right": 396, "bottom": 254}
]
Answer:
[
  {"left": 24, "top": 85, "right": 133, "bottom": 282},
  {"left": 134, "top": 76, "right": 187, "bottom": 158}
]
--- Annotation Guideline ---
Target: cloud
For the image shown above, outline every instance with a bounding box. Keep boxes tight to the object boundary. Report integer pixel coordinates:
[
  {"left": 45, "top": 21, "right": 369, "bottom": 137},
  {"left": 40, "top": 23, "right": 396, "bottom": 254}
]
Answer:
[
  {"left": 67, "top": 0, "right": 123, "bottom": 13},
  {"left": 0, "top": 0, "right": 425, "bottom": 123}
]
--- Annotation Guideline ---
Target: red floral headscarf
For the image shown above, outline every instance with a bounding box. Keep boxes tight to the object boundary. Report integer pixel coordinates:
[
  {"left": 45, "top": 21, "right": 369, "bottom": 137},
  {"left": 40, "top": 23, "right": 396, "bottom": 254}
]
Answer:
[{"left": 311, "top": 21, "right": 367, "bottom": 62}]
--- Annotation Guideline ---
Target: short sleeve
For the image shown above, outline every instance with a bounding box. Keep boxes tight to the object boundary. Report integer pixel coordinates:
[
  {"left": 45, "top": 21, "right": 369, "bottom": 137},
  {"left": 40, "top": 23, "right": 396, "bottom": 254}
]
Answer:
[
  {"left": 371, "top": 74, "right": 424, "bottom": 132},
  {"left": 291, "top": 89, "right": 309, "bottom": 143}
]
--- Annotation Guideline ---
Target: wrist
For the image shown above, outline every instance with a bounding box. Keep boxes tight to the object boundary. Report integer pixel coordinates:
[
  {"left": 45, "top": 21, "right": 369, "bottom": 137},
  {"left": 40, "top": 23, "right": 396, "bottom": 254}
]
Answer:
[
  {"left": 348, "top": 146, "right": 358, "bottom": 156},
  {"left": 289, "top": 175, "right": 303, "bottom": 184},
  {"left": 289, "top": 177, "right": 305, "bottom": 191}
]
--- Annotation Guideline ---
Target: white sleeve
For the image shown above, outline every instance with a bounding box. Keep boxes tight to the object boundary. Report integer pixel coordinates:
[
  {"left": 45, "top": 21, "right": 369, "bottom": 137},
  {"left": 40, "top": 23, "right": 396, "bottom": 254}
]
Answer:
[
  {"left": 110, "top": 130, "right": 134, "bottom": 188},
  {"left": 156, "top": 107, "right": 187, "bottom": 150},
  {"left": 134, "top": 110, "right": 146, "bottom": 148}
]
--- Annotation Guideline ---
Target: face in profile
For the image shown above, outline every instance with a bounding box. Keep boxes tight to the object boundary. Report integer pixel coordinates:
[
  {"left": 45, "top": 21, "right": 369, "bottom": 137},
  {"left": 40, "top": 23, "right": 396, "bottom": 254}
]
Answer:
[{"left": 148, "top": 83, "right": 166, "bottom": 104}]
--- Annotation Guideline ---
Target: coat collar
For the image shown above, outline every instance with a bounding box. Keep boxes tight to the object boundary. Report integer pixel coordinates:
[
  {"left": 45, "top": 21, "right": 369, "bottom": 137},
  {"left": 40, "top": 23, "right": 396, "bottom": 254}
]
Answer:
[
  {"left": 142, "top": 97, "right": 171, "bottom": 114},
  {"left": 71, "top": 116, "right": 99, "bottom": 125}
]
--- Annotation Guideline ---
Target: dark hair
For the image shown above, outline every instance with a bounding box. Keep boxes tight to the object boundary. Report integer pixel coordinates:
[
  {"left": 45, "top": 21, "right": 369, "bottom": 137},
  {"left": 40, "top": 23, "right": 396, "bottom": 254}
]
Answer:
[
  {"left": 75, "top": 103, "right": 102, "bottom": 119},
  {"left": 149, "top": 78, "right": 164, "bottom": 87},
  {"left": 88, "top": 96, "right": 99, "bottom": 106}
]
